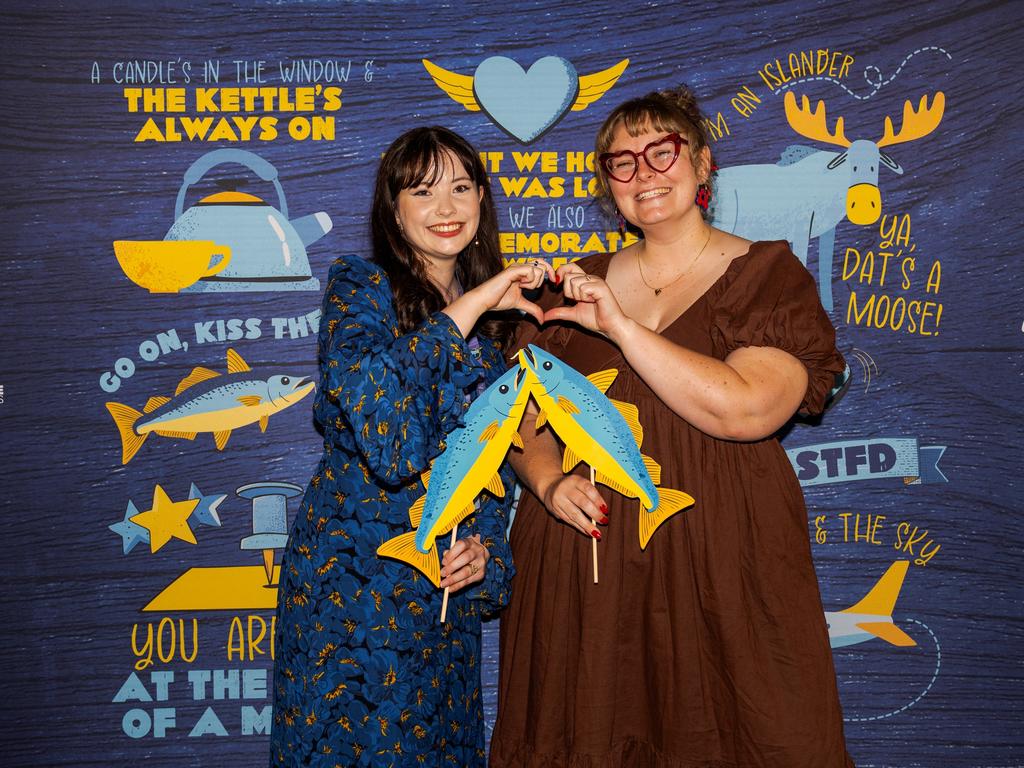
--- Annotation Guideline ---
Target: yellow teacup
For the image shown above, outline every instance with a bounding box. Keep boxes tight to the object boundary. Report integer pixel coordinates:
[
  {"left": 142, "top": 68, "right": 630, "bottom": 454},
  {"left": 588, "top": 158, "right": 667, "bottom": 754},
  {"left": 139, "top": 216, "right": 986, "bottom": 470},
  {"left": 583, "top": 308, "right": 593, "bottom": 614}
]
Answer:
[{"left": 113, "top": 241, "right": 232, "bottom": 293}]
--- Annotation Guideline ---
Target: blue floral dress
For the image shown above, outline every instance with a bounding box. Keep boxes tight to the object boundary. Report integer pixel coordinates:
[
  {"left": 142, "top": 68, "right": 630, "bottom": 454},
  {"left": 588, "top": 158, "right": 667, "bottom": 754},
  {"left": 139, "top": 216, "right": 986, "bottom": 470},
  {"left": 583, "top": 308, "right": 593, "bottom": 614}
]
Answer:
[{"left": 270, "top": 255, "right": 515, "bottom": 767}]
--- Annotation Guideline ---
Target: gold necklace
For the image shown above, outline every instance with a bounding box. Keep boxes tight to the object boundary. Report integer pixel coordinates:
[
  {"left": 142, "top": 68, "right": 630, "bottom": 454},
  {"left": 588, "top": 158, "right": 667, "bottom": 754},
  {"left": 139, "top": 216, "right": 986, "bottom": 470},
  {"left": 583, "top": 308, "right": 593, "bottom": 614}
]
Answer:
[
  {"left": 637, "top": 230, "right": 713, "bottom": 296},
  {"left": 431, "top": 272, "right": 462, "bottom": 303}
]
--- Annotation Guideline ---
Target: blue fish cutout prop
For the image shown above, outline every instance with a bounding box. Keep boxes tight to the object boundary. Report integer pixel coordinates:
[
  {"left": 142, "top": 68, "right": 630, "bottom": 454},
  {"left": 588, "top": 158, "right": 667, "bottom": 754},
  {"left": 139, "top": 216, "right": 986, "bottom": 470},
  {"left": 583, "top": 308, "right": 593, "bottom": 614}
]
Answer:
[
  {"left": 106, "top": 348, "right": 314, "bottom": 464},
  {"left": 519, "top": 344, "right": 694, "bottom": 548},
  {"left": 377, "top": 364, "right": 533, "bottom": 586}
]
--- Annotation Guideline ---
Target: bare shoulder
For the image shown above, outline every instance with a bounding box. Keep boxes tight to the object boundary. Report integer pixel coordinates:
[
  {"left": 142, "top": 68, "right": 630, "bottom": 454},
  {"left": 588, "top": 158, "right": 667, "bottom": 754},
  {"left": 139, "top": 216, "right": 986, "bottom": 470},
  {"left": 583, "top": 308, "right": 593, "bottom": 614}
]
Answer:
[
  {"left": 602, "top": 241, "right": 634, "bottom": 280},
  {"left": 713, "top": 229, "right": 753, "bottom": 259}
]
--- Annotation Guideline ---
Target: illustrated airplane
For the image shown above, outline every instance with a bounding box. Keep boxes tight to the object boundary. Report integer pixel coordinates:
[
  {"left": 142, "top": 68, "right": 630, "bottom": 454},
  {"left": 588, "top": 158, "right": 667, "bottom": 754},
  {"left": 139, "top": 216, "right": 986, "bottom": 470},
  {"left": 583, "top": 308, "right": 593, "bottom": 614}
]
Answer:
[{"left": 826, "top": 560, "right": 916, "bottom": 649}]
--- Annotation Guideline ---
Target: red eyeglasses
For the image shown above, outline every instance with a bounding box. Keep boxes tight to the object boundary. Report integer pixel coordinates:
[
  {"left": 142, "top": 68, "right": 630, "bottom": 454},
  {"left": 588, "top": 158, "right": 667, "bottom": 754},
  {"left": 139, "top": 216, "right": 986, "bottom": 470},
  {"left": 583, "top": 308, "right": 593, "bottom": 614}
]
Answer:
[{"left": 599, "top": 133, "right": 688, "bottom": 183}]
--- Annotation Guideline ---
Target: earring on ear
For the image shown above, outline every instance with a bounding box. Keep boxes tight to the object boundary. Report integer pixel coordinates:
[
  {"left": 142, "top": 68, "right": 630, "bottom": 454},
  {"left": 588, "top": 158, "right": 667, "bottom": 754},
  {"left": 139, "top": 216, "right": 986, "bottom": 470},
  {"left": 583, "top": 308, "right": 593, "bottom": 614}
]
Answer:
[
  {"left": 696, "top": 160, "right": 718, "bottom": 212},
  {"left": 695, "top": 183, "right": 711, "bottom": 212},
  {"left": 615, "top": 208, "right": 626, "bottom": 236}
]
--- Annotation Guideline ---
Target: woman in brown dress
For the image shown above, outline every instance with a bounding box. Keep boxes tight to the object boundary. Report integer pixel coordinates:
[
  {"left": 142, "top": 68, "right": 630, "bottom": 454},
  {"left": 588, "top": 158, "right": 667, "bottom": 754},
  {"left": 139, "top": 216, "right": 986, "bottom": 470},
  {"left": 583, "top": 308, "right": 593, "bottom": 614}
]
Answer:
[{"left": 490, "top": 87, "right": 854, "bottom": 767}]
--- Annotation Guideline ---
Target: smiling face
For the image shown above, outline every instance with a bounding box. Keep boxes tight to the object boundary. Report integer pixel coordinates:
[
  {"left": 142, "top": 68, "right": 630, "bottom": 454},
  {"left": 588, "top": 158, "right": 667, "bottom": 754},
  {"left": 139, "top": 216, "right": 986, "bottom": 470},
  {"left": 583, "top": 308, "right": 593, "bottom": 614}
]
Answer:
[
  {"left": 606, "top": 122, "right": 709, "bottom": 233},
  {"left": 395, "top": 151, "right": 483, "bottom": 267}
]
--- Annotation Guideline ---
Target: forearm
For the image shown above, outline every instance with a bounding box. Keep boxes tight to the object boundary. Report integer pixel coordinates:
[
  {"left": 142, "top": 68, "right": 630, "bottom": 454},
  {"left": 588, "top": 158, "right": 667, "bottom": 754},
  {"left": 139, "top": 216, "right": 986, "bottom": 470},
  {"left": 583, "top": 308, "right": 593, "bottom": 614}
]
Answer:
[
  {"left": 508, "top": 401, "right": 607, "bottom": 536},
  {"left": 507, "top": 404, "right": 564, "bottom": 503},
  {"left": 608, "top": 317, "right": 806, "bottom": 441},
  {"left": 441, "top": 291, "right": 490, "bottom": 339}
]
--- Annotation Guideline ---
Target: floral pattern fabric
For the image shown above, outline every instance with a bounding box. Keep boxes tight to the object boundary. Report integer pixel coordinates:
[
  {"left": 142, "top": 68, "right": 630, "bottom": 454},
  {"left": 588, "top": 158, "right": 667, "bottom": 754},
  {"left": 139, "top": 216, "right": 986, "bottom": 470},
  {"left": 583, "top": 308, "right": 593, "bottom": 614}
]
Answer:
[{"left": 270, "top": 255, "right": 514, "bottom": 768}]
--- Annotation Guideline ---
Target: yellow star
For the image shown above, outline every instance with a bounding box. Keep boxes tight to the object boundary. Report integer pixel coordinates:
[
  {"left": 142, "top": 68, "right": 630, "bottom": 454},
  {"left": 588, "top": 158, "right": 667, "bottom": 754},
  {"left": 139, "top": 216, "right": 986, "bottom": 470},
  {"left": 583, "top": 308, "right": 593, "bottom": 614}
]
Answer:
[{"left": 130, "top": 485, "right": 199, "bottom": 553}]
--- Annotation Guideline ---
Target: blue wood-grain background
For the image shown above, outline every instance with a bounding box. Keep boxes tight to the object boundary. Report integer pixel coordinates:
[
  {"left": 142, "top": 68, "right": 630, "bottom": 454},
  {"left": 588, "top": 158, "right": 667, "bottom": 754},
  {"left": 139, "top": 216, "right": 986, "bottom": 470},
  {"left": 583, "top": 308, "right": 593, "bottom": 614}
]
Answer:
[{"left": 1, "top": 1, "right": 1021, "bottom": 766}]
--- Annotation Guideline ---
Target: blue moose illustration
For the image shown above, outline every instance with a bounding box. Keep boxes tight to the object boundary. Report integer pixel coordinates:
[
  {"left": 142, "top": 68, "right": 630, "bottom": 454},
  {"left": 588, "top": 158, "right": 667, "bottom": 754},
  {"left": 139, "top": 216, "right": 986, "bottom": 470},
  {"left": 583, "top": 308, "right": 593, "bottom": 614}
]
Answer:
[{"left": 710, "top": 92, "right": 945, "bottom": 311}]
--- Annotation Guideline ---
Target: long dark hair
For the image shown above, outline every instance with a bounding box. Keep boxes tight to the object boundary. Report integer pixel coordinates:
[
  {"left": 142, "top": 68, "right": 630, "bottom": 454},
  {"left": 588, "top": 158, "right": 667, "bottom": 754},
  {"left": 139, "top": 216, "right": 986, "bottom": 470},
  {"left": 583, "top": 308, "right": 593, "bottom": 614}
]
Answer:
[{"left": 370, "top": 126, "right": 514, "bottom": 350}]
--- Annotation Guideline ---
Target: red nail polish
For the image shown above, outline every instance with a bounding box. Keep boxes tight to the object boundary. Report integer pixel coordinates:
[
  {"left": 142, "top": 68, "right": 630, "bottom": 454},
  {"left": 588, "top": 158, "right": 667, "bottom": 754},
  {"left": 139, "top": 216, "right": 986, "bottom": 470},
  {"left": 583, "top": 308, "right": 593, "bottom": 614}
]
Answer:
[
  {"left": 555, "top": 274, "right": 561, "bottom": 284},
  {"left": 600, "top": 504, "right": 608, "bottom": 514},
  {"left": 600, "top": 516, "right": 609, "bottom": 525},
  {"left": 591, "top": 529, "right": 601, "bottom": 540}
]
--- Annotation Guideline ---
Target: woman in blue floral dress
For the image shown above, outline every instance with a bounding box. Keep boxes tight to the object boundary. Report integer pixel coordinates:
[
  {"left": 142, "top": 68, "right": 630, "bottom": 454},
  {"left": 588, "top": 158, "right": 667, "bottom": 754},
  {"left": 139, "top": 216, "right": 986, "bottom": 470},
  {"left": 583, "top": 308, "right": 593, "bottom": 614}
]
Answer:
[{"left": 270, "top": 127, "right": 553, "bottom": 767}]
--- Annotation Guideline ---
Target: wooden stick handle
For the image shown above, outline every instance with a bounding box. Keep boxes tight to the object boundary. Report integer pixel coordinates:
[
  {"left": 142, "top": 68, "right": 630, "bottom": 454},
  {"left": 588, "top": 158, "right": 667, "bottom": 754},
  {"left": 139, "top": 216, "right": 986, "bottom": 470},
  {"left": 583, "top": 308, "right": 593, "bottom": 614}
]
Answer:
[
  {"left": 590, "top": 466, "right": 599, "bottom": 584},
  {"left": 440, "top": 525, "right": 458, "bottom": 623}
]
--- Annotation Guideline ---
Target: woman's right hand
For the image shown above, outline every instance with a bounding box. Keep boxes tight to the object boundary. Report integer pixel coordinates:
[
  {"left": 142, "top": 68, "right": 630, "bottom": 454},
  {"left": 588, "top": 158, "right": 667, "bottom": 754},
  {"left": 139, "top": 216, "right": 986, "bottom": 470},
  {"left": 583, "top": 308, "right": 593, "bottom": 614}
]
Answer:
[{"left": 540, "top": 474, "right": 608, "bottom": 539}]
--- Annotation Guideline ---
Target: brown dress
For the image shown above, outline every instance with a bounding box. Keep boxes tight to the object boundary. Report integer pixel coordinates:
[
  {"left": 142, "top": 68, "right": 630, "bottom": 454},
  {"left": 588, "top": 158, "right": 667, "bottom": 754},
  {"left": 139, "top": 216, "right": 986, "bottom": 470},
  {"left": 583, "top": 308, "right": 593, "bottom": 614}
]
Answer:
[{"left": 490, "top": 242, "right": 854, "bottom": 768}]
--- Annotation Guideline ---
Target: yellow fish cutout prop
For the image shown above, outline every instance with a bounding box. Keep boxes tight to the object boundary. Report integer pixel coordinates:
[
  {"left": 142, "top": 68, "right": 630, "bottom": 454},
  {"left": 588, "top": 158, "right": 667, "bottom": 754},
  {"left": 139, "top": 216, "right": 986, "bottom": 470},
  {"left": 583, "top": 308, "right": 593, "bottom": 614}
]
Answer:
[
  {"left": 377, "top": 365, "right": 533, "bottom": 586},
  {"left": 519, "top": 345, "right": 694, "bottom": 548}
]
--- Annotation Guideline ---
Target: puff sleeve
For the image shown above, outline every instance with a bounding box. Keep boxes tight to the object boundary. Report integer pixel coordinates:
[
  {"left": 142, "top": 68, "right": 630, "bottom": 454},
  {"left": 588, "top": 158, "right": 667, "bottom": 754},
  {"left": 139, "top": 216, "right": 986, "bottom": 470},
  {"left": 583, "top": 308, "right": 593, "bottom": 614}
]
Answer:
[
  {"left": 314, "top": 256, "right": 481, "bottom": 484},
  {"left": 710, "top": 242, "right": 846, "bottom": 415}
]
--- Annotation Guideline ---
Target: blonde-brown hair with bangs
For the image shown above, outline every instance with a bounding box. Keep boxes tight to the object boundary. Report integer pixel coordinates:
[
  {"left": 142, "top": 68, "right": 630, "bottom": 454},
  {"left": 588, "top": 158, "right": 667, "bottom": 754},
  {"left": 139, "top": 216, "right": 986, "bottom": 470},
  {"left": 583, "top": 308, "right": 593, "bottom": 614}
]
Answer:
[{"left": 594, "top": 85, "right": 714, "bottom": 219}]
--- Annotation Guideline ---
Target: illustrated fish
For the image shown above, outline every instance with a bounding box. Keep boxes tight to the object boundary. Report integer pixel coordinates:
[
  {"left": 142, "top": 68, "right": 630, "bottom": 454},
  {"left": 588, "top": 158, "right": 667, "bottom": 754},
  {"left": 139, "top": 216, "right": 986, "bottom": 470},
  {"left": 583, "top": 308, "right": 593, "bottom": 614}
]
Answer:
[
  {"left": 377, "top": 364, "right": 533, "bottom": 586},
  {"left": 106, "top": 348, "right": 315, "bottom": 464},
  {"left": 518, "top": 344, "right": 694, "bottom": 548}
]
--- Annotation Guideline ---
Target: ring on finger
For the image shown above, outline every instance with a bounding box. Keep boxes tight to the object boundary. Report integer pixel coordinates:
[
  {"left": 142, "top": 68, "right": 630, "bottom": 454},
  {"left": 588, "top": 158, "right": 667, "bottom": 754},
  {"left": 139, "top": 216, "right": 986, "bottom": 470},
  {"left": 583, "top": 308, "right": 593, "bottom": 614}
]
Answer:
[{"left": 469, "top": 562, "right": 480, "bottom": 576}]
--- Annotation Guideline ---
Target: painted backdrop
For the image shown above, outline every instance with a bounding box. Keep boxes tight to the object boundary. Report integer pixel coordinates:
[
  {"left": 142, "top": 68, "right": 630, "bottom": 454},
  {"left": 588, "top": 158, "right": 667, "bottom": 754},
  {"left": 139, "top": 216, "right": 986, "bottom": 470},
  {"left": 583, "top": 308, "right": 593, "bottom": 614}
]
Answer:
[{"left": 1, "top": 1, "right": 1021, "bottom": 766}]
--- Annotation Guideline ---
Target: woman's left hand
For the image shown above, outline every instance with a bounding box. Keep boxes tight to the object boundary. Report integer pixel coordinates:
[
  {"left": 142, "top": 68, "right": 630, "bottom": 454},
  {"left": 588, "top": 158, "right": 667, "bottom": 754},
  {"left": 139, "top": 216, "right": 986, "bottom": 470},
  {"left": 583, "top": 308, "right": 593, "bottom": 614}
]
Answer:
[
  {"left": 445, "top": 260, "right": 555, "bottom": 338},
  {"left": 545, "top": 263, "right": 629, "bottom": 339},
  {"left": 439, "top": 533, "right": 490, "bottom": 591},
  {"left": 464, "top": 259, "right": 556, "bottom": 322}
]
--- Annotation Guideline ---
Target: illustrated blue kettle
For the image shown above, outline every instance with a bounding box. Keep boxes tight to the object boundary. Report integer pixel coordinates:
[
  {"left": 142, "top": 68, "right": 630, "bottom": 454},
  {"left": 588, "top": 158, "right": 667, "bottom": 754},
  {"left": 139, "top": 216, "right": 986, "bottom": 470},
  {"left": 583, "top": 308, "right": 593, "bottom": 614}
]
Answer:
[{"left": 165, "top": 149, "right": 331, "bottom": 292}]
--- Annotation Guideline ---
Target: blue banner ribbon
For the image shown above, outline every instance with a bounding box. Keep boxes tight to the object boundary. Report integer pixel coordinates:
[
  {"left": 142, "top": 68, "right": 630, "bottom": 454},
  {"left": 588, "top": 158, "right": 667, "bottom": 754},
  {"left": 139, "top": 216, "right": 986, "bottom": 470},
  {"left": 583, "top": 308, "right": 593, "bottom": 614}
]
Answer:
[{"left": 786, "top": 438, "right": 947, "bottom": 487}]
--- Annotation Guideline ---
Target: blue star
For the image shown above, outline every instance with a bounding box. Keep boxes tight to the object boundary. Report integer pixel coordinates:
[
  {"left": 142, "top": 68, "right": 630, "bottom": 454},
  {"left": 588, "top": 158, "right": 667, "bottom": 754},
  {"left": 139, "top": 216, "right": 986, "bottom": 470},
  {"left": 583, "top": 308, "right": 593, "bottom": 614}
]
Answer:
[
  {"left": 109, "top": 500, "right": 150, "bottom": 554},
  {"left": 188, "top": 483, "right": 226, "bottom": 527}
]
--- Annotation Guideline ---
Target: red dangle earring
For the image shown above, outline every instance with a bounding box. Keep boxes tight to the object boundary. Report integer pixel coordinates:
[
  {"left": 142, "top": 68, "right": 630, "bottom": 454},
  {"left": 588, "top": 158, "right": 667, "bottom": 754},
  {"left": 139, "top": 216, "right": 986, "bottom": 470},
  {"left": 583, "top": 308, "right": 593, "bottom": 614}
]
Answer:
[
  {"left": 695, "top": 162, "right": 718, "bottom": 212},
  {"left": 695, "top": 184, "right": 711, "bottom": 211}
]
